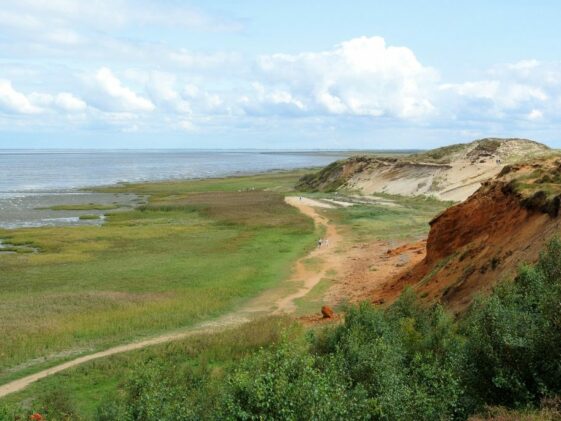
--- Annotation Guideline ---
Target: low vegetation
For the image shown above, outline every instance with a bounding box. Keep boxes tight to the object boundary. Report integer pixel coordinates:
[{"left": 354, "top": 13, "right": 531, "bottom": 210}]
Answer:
[
  {"left": 78, "top": 214, "right": 101, "bottom": 220},
  {"left": 326, "top": 194, "right": 451, "bottom": 242},
  {"left": 503, "top": 158, "right": 561, "bottom": 216},
  {"left": 4, "top": 233, "right": 561, "bottom": 419},
  {"left": 0, "top": 171, "right": 315, "bottom": 383}
]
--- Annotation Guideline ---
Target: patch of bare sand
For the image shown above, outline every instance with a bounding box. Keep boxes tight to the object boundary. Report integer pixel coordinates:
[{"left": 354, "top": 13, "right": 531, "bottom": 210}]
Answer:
[
  {"left": 322, "top": 240, "right": 426, "bottom": 306},
  {"left": 348, "top": 160, "right": 503, "bottom": 202}
]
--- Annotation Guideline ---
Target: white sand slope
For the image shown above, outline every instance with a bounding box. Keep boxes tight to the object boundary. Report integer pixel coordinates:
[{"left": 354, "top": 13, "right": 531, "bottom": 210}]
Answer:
[{"left": 339, "top": 138, "right": 551, "bottom": 202}]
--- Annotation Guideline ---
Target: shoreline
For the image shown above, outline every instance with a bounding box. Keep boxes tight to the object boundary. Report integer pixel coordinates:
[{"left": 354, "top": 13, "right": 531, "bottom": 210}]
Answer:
[{"left": 0, "top": 167, "right": 319, "bottom": 230}]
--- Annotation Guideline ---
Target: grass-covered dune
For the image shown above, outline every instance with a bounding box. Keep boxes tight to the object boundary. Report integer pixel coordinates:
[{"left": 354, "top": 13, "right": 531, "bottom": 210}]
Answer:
[{"left": 0, "top": 171, "right": 316, "bottom": 383}]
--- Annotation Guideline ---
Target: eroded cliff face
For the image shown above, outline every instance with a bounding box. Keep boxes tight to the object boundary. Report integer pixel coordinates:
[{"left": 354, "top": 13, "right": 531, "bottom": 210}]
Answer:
[
  {"left": 424, "top": 181, "right": 534, "bottom": 266},
  {"left": 297, "top": 138, "right": 551, "bottom": 202},
  {"left": 382, "top": 158, "right": 561, "bottom": 312}
]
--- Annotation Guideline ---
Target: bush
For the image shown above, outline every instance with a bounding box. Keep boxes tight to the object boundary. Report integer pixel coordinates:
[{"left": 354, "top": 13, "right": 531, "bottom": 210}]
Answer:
[
  {"left": 463, "top": 237, "right": 561, "bottom": 408},
  {"left": 315, "top": 295, "right": 468, "bottom": 420},
  {"left": 220, "top": 342, "right": 368, "bottom": 420},
  {"left": 94, "top": 360, "right": 221, "bottom": 421}
]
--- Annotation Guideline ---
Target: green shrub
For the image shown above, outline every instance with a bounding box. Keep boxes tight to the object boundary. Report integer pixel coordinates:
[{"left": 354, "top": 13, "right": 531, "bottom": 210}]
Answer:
[
  {"left": 220, "top": 342, "right": 368, "bottom": 420},
  {"left": 463, "top": 237, "right": 561, "bottom": 408},
  {"left": 315, "top": 295, "right": 468, "bottom": 420}
]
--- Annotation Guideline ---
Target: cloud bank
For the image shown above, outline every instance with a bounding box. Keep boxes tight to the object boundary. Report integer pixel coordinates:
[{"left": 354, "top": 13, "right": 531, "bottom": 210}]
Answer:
[{"left": 0, "top": 0, "right": 559, "bottom": 146}]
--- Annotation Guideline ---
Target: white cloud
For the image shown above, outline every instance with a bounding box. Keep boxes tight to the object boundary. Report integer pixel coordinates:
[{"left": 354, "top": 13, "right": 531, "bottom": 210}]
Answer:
[
  {"left": 178, "top": 119, "right": 197, "bottom": 132},
  {"left": 528, "top": 109, "right": 544, "bottom": 121},
  {"left": 146, "top": 72, "right": 191, "bottom": 114},
  {"left": 55, "top": 93, "right": 87, "bottom": 112},
  {"left": 93, "top": 67, "right": 154, "bottom": 112},
  {"left": 0, "top": 80, "right": 41, "bottom": 114},
  {"left": 254, "top": 36, "right": 438, "bottom": 119},
  {"left": 3, "top": 22, "right": 561, "bottom": 141},
  {"left": 28, "top": 92, "right": 87, "bottom": 113},
  {"left": 438, "top": 60, "right": 561, "bottom": 122}
]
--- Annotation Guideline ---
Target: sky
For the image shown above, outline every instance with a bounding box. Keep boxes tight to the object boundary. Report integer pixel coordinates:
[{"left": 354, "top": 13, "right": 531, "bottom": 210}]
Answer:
[{"left": 1, "top": 0, "right": 561, "bottom": 149}]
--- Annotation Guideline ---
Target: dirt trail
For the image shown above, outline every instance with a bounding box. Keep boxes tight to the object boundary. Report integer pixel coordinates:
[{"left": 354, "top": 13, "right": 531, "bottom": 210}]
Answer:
[
  {"left": 272, "top": 196, "right": 341, "bottom": 313},
  {"left": 0, "top": 196, "right": 339, "bottom": 399}
]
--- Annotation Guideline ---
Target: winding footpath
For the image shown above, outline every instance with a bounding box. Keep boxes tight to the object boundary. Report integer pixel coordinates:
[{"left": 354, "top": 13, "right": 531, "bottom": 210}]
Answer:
[{"left": 0, "top": 196, "right": 338, "bottom": 399}]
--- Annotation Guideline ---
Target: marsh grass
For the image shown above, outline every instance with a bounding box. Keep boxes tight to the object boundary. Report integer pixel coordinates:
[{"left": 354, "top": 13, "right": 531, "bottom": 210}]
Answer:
[
  {"left": 294, "top": 277, "right": 335, "bottom": 315},
  {"left": 1, "top": 316, "right": 299, "bottom": 419},
  {"left": 325, "top": 193, "right": 450, "bottom": 243},
  {"left": 78, "top": 214, "right": 101, "bottom": 220},
  {"left": 0, "top": 172, "right": 315, "bottom": 381}
]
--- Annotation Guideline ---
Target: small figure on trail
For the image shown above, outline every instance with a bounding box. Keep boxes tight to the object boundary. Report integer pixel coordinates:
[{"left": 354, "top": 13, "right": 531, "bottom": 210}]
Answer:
[
  {"left": 299, "top": 196, "right": 302, "bottom": 201},
  {"left": 324, "top": 239, "right": 329, "bottom": 247},
  {"left": 317, "top": 239, "right": 323, "bottom": 248}
]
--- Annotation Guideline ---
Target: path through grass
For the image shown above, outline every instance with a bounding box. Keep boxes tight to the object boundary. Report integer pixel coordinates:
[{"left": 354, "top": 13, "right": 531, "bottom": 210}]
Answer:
[{"left": 0, "top": 171, "right": 315, "bottom": 382}]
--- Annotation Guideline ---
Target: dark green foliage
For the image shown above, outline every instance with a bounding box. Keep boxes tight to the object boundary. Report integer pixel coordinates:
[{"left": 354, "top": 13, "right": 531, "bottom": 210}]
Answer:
[
  {"left": 317, "top": 295, "right": 468, "bottom": 420},
  {"left": 463, "top": 237, "right": 561, "bottom": 408},
  {"left": 220, "top": 343, "right": 369, "bottom": 420},
  {"left": 93, "top": 360, "right": 226, "bottom": 421}
]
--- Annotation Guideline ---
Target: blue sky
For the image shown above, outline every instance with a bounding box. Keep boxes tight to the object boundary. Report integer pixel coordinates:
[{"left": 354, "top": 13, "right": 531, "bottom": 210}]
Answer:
[{"left": 1, "top": 0, "right": 560, "bottom": 149}]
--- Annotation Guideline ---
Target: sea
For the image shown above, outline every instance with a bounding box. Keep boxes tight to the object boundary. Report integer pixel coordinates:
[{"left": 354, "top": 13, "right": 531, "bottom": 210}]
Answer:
[{"left": 0, "top": 150, "right": 347, "bottom": 229}]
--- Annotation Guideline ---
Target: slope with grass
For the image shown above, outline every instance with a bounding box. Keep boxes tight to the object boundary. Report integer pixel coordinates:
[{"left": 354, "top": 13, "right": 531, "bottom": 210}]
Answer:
[
  {"left": 297, "top": 138, "right": 553, "bottom": 201},
  {"left": 0, "top": 171, "right": 316, "bottom": 385}
]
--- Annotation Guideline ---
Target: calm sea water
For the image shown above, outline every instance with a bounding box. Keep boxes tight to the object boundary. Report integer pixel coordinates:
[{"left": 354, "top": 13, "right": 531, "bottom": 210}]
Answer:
[
  {"left": 0, "top": 150, "right": 346, "bottom": 229},
  {"left": 0, "top": 150, "right": 346, "bottom": 193}
]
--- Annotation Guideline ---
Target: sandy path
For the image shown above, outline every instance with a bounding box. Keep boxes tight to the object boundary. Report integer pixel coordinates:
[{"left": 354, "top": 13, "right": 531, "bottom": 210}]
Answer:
[
  {"left": 0, "top": 196, "right": 337, "bottom": 399},
  {"left": 273, "top": 197, "right": 341, "bottom": 313}
]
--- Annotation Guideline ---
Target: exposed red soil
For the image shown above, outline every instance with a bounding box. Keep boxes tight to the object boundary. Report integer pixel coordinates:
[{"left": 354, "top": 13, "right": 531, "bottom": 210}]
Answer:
[
  {"left": 385, "top": 168, "right": 561, "bottom": 313},
  {"left": 321, "top": 239, "right": 426, "bottom": 306}
]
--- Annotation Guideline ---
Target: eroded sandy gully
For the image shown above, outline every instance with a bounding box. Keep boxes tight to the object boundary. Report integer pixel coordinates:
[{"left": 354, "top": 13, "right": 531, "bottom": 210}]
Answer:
[{"left": 0, "top": 195, "right": 420, "bottom": 398}]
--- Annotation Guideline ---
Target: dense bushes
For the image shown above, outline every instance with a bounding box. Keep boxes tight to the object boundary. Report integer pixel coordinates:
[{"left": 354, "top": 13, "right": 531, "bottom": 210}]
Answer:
[
  {"left": 463, "top": 238, "right": 561, "bottom": 408},
  {"left": 90, "top": 237, "right": 561, "bottom": 420}
]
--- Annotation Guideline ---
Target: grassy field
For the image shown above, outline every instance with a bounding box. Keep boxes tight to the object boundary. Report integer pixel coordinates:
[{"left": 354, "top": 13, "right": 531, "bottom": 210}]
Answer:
[
  {"left": 301, "top": 192, "right": 451, "bottom": 243},
  {"left": 0, "top": 316, "right": 300, "bottom": 419},
  {"left": 0, "top": 171, "right": 316, "bottom": 384},
  {"left": 0, "top": 170, "right": 454, "bottom": 419}
]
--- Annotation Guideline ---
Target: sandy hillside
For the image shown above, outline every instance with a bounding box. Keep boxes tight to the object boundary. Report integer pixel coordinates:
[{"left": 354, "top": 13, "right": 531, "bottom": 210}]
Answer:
[
  {"left": 374, "top": 156, "right": 561, "bottom": 312},
  {"left": 298, "top": 138, "right": 552, "bottom": 202}
]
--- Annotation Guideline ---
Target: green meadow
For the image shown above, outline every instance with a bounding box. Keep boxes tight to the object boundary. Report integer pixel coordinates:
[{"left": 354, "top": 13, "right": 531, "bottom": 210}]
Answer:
[
  {"left": 0, "top": 316, "right": 299, "bottom": 419},
  {"left": 299, "top": 192, "right": 451, "bottom": 243},
  {"left": 0, "top": 171, "right": 316, "bottom": 383}
]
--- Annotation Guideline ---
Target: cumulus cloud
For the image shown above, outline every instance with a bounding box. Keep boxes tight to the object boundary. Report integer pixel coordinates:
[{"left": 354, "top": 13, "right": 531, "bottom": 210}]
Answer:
[
  {"left": 0, "top": 80, "right": 41, "bottom": 114},
  {"left": 2, "top": 22, "right": 561, "bottom": 140},
  {"left": 438, "top": 60, "right": 561, "bottom": 122},
  {"left": 253, "top": 36, "right": 438, "bottom": 119},
  {"left": 146, "top": 72, "right": 191, "bottom": 114},
  {"left": 93, "top": 67, "right": 154, "bottom": 112},
  {"left": 55, "top": 93, "right": 87, "bottom": 112},
  {"left": 29, "top": 92, "right": 87, "bottom": 112},
  {"left": 0, "top": 80, "right": 87, "bottom": 117}
]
